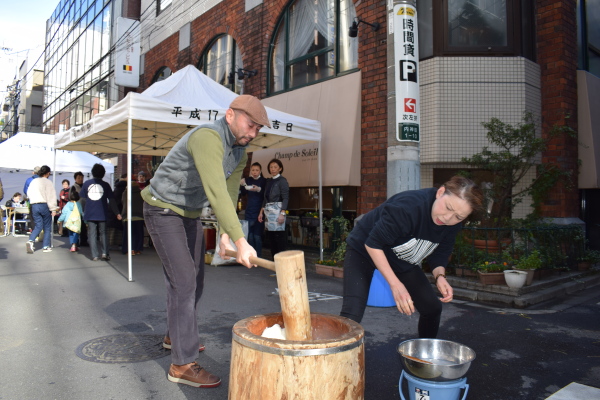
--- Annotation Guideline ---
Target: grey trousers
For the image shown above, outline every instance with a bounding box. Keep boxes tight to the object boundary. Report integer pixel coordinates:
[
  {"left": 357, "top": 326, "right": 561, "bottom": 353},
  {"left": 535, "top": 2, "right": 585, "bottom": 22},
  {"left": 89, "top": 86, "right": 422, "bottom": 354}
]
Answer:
[
  {"left": 87, "top": 220, "right": 108, "bottom": 258},
  {"left": 143, "top": 203, "right": 205, "bottom": 365}
]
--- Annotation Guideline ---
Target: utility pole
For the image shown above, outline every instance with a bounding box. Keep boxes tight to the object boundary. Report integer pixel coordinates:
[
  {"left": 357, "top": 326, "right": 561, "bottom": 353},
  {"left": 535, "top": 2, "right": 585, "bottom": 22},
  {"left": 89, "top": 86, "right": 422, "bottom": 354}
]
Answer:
[
  {"left": 2, "top": 80, "right": 21, "bottom": 138},
  {"left": 387, "top": 0, "right": 420, "bottom": 196},
  {"left": 12, "top": 80, "right": 20, "bottom": 136}
]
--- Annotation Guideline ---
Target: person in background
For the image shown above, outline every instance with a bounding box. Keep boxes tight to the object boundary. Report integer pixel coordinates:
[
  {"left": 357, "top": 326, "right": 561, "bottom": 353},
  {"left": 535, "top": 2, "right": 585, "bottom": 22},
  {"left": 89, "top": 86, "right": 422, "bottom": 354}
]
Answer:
[
  {"left": 69, "top": 171, "right": 88, "bottom": 246},
  {"left": 121, "top": 179, "right": 145, "bottom": 255},
  {"left": 137, "top": 171, "right": 150, "bottom": 189},
  {"left": 25, "top": 166, "right": 58, "bottom": 254},
  {"left": 142, "top": 94, "right": 268, "bottom": 389},
  {"left": 340, "top": 176, "right": 484, "bottom": 339},
  {"left": 0, "top": 177, "right": 4, "bottom": 233},
  {"left": 6, "top": 192, "right": 25, "bottom": 208},
  {"left": 58, "top": 180, "right": 70, "bottom": 210},
  {"left": 258, "top": 158, "right": 289, "bottom": 258},
  {"left": 6, "top": 192, "right": 27, "bottom": 234},
  {"left": 23, "top": 166, "right": 40, "bottom": 232},
  {"left": 240, "top": 162, "right": 266, "bottom": 257},
  {"left": 57, "top": 190, "right": 83, "bottom": 252},
  {"left": 113, "top": 173, "right": 128, "bottom": 212},
  {"left": 23, "top": 166, "right": 40, "bottom": 197},
  {"left": 57, "top": 179, "right": 70, "bottom": 236},
  {"left": 80, "top": 164, "right": 122, "bottom": 261},
  {"left": 70, "top": 171, "right": 84, "bottom": 196}
]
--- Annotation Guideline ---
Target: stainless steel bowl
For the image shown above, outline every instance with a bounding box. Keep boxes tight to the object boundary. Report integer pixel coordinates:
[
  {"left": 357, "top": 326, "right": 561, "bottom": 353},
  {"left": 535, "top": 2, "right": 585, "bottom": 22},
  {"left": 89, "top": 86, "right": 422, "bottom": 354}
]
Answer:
[{"left": 397, "top": 339, "right": 475, "bottom": 382}]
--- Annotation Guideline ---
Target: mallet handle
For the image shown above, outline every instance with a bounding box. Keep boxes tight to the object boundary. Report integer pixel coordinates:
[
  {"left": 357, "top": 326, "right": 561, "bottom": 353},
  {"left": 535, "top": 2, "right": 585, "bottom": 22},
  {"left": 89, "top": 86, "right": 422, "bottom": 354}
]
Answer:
[{"left": 224, "top": 249, "right": 276, "bottom": 271}]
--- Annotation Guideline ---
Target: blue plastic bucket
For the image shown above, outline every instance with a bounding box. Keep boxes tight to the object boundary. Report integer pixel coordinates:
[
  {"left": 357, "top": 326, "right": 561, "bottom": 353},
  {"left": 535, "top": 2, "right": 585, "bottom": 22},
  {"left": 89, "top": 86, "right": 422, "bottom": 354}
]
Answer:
[
  {"left": 399, "top": 370, "right": 469, "bottom": 400},
  {"left": 366, "top": 269, "right": 396, "bottom": 307}
]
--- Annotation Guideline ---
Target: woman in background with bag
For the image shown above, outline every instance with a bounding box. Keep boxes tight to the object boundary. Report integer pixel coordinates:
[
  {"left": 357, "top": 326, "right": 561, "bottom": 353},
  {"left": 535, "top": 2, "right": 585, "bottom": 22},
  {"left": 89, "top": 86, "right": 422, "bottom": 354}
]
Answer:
[
  {"left": 57, "top": 190, "right": 83, "bottom": 252},
  {"left": 258, "top": 159, "right": 289, "bottom": 258}
]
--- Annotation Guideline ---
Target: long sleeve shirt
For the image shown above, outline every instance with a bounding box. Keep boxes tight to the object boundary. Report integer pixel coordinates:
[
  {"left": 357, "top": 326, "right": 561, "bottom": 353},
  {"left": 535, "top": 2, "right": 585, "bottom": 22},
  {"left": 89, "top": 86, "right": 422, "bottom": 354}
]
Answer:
[
  {"left": 347, "top": 188, "right": 461, "bottom": 273},
  {"left": 27, "top": 177, "right": 58, "bottom": 211},
  {"left": 142, "top": 120, "right": 247, "bottom": 241}
]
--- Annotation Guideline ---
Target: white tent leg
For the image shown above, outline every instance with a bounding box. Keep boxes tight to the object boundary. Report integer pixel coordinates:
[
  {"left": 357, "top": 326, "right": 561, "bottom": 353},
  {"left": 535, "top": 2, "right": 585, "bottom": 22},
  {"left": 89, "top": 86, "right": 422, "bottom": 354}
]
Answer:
[
  {"left": 51, "top": 145, "right": 57, "bottom": 248},
  {"left": 318, "top": 140, "right": 323, "bottom": 261},
  {"left": 127, "top": 118, "right": 133, "bottom": 281}
]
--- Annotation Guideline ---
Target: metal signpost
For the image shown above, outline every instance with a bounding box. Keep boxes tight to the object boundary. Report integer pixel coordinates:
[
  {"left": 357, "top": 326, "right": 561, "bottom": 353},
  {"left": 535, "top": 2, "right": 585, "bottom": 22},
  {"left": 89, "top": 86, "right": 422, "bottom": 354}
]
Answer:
[{"left": 387, "top": 0, "right": 420, "bottom": 196}]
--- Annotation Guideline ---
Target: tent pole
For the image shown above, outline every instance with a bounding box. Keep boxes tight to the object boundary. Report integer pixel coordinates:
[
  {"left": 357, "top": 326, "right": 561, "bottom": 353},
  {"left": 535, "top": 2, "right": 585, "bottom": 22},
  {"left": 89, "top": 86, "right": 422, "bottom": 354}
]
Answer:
[
  {"left": 51, "top": 145, "right": 57, "bottom": 249},
  {"left": 318, "top": 140, "right": 323, "bottom": 261},
  {"left": 127, "top": 118, "right": 133, "bottom": 281}
]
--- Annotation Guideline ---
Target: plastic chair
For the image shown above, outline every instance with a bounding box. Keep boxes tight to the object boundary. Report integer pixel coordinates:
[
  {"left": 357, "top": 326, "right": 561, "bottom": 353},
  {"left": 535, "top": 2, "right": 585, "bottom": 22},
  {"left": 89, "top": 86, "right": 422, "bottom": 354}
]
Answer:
[
  {"left": 11, "top": 206, "right": 30, "bottom": 237},
  {"left": 1, "top": 206, "right": 9, "bottom": 236}
]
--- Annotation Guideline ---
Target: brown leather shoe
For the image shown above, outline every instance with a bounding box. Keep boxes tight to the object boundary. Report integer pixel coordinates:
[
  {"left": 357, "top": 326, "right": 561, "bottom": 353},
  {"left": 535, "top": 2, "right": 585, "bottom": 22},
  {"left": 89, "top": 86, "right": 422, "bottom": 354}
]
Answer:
[
  {"left": 168, "top": 362, "right": 221, "bottom": 388},
  {"left": 163, "top": 336, "right": 206, "bottom": 352}
]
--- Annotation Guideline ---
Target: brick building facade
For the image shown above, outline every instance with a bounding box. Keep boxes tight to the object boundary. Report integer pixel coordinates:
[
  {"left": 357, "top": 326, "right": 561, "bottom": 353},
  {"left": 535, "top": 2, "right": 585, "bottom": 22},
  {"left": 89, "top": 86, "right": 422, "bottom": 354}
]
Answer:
[{"left": 117, "top": 0, "right": 589, "bottom": 222}]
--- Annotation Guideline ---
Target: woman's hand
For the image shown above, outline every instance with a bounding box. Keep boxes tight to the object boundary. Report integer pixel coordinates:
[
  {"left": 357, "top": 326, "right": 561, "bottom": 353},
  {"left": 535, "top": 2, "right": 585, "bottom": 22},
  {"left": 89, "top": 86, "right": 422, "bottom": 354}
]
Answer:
[
  {"left": 365, "top": 245, "right": 415, "bottom": 316},
  {"left": 433, "top": 267, "right": 453, "bottom": 302},
  {"left": 258, "top": 209, "right": 264, "bottom": 223},
  {"left": 436, "top": 276, "right": 453, "bottom": 302},
  {"left": 277, "top": 213, "right": 285, "bottom": 224},
  {"left": 390, "top": 282, "right": 415, "bottom": 315}
]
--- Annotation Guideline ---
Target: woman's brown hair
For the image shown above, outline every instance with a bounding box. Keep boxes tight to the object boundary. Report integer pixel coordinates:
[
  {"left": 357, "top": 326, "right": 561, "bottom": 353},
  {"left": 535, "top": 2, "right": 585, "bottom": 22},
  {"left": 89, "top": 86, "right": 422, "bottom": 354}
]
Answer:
[{"left": 443, "top": 176, "right": 485, "bottom": 215}]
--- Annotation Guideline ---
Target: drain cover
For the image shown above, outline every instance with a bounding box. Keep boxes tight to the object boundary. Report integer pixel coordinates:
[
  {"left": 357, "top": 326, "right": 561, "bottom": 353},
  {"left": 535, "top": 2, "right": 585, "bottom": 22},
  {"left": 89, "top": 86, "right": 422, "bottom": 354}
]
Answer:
[{"left": 75, "top": 334, "right": 168, "bottom": 363}]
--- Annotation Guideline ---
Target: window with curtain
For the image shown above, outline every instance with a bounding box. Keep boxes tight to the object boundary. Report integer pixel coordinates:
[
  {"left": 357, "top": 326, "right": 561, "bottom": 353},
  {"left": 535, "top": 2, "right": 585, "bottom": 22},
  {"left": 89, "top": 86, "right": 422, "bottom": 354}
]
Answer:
[
  {"left": 198, "top": 35, "right": 244, "bottom": 94},
  {"left": 416, "top": 0, "right": 534, "bottom": 59},
  {"left": 269, "top": 0, "right": 357, "bottom": 94},
  {"left": 448, "top": 0, "right": 508, "bottom": 48}
]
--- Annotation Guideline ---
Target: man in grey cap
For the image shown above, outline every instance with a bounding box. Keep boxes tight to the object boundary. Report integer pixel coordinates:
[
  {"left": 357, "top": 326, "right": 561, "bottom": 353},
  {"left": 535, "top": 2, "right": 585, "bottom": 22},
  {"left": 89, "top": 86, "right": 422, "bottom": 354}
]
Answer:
[
  {"left": 23, "top": 166, "right": 41, "bottom": 197},
  {"left": 141, "top": 94, "right": 270, "bottom": 389}
]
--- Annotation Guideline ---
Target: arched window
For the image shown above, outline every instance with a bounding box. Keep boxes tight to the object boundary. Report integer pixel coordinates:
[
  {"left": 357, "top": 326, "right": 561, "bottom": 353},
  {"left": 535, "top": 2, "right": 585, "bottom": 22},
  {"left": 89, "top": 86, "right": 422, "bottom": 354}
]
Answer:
[
  {"left": 152, "top": 66, "right": 172, "bottom": 83},
  {"left": 198, "top": 35, "right": 244, "bottom": 94},
  {"left": 269, "top": 0, "right": 357, "bottom": 94}
]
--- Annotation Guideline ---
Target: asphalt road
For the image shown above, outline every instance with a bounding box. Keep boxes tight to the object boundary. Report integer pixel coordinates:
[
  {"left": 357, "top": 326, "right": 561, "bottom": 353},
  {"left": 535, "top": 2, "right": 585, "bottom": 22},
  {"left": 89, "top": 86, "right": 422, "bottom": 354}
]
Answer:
[{"left": 0, "top": 235, "right": 599, "bottom": 399}]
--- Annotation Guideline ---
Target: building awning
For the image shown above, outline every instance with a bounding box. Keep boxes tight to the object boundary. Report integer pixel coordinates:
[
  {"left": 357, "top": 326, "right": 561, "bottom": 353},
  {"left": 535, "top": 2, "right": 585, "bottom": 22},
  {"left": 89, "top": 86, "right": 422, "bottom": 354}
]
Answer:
[{"left": 253, "top": 72, "right": 361, "bottom": 187}]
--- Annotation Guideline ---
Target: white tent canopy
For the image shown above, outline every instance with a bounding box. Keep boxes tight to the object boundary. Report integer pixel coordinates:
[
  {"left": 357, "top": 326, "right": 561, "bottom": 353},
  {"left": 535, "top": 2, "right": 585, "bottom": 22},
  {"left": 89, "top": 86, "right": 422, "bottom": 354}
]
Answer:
[
  {"left": 54, "top": 65, "right": 321, "bottom": 155},
  {"left": 0, "top": 132, "right": 114, "bottom": 198},
  {"left": 54, "top": 65, "right": 323, "bottom": 281}
]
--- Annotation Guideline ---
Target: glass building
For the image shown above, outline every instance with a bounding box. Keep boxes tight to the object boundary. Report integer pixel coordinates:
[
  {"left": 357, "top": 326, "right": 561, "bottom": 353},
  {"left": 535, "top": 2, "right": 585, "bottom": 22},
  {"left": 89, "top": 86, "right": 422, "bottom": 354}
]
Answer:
[{"left": 43, "top": 0, "right": 116, "bottom": 134}]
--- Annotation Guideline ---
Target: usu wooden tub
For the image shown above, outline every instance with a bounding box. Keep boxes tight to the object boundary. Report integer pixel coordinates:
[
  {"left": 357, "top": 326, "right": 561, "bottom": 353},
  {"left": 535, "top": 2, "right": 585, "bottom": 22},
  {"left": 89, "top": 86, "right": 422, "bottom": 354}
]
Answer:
[{"left": 228, "top": 312, "right": 365, "bottom": 400}]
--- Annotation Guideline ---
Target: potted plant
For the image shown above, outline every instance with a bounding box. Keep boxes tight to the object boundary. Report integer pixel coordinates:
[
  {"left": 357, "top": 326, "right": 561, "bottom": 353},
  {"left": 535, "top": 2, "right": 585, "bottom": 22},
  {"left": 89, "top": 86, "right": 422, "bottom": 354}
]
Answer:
[
  {"left": 503, "top": 270, "right": 527, "bottom": 289},
  {"left": 577, "top": 249, "right": 600, "bottom": 271},
  {"left": 462, "top": 112, "right": 576, "bottom": 228},
  {"left": 450, "top": 235, "right": 483, "bottom": 277},
  {"left": 314, "top": 259, "right": 343, "bottom": 277},
  {"left": 514, "top": 250, "right": 542, "bottom": 286},
  {"left": 314, "top": 216, "right": 351, "bottom": 278},
  {"left": 477, "top": 260, "right": 509, "bottom": 285}
]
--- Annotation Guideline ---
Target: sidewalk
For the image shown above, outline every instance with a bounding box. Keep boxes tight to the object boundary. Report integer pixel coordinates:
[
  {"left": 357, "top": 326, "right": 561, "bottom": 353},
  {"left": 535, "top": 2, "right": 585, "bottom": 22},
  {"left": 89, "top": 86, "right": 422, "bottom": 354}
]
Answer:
[{"left": 1, "top": 235, "right": 598, "bottom": 400}]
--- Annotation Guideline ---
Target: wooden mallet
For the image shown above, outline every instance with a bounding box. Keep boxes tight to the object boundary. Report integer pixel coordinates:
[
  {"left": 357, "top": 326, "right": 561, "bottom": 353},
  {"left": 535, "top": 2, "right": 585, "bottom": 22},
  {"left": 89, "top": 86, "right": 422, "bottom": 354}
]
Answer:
[{"left": 224, "top": 249, "right": 312, "bottom": 341}]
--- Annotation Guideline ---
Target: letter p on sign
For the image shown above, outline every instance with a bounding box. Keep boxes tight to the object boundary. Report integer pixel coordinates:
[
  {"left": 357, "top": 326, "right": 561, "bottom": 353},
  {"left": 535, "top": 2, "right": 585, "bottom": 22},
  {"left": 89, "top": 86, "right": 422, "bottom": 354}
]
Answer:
[{"left": 399, "top": 60, "right": 417, "bottom": 82}]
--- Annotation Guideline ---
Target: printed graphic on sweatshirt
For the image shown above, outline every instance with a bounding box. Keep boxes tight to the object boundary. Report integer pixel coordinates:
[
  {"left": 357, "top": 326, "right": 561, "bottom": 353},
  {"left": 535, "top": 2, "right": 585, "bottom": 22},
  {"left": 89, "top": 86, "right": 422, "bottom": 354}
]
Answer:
[
  {"left": 87, "top": 184, "right": 104, "bottom": 201},
  {"left": 391, "top": 238, "right": 438, "bottom": 265}
]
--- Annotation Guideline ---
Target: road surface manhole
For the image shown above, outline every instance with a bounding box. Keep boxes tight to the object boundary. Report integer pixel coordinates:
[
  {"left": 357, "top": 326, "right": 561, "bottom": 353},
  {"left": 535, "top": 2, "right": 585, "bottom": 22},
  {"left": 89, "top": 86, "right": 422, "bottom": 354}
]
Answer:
[{"left": 75, "top": 334, "right": 168, "bottom": 363}]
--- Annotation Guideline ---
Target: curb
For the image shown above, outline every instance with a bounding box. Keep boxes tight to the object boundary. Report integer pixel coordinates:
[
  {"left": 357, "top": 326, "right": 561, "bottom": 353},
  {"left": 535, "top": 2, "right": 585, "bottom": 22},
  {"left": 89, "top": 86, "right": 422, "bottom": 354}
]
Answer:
[{"left": 452, "top": 273, "right": 600, "bottom": 308}]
